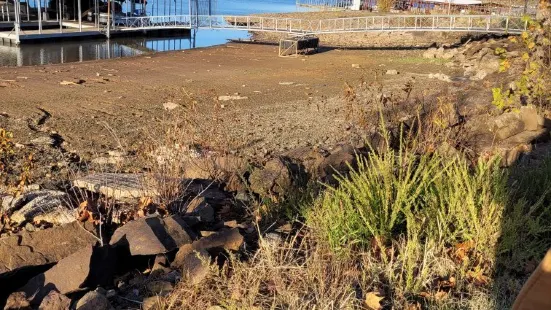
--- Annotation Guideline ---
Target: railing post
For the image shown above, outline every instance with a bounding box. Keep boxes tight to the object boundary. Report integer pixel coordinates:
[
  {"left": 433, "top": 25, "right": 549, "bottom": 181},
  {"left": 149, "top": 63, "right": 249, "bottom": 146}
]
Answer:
[
  {"left": 486, "top": 16, "right": 490, "bottom": 31},
  {"left": 415, "top": 16, "right": 417, "bottom": 29},
  {"left": 432, "top": 16, "right": 435, "bottom": 30},
  {"left": 505, "top": 16, "right": 509, "bottom": 32}
]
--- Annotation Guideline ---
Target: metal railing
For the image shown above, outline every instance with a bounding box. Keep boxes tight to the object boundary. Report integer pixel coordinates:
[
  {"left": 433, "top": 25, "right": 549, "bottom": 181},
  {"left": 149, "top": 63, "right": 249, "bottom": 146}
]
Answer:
[{"left": 113, "top": 14, "right": 528, "bottom": 34}]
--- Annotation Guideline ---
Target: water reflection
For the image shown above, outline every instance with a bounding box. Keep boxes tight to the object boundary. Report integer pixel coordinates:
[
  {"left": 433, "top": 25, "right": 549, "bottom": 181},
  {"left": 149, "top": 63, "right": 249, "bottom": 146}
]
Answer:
[{"left": 0, "top": 29, "right": 249, "bottom": 66}]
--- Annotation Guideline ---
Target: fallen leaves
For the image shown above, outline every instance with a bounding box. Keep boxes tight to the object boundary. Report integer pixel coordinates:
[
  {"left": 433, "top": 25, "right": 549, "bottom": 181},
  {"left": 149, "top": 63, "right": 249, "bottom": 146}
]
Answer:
[
  {"left": 364, "top": 291, "right": 384, "bottom": 310},
  {"left": 467, "top": 267, "right": 490, "bottom": 286}
]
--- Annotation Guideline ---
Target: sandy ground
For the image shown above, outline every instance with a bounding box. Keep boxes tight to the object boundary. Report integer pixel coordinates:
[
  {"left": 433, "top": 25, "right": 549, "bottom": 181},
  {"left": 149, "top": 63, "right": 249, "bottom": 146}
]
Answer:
[{"left": 0, "top": 42, "right": 458, "bottom": 160}]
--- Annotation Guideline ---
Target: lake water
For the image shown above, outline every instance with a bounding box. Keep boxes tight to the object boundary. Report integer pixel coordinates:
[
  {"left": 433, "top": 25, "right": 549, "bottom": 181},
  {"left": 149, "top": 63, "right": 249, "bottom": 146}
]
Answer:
[{"left": 0, "top": 0, "right": 305, "bottom": 67}]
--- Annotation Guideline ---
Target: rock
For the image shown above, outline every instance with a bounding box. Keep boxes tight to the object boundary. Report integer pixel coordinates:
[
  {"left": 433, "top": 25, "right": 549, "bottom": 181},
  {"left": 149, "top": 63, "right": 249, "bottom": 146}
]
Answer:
[
  {"left": 441, "top": 51, "right": 456, "bottom": 60},
  {"left": 385, "top": 69, "right": 399, "bottom": 75},
  {"left": 428, "top": 73, "right": 451, "bottom": 82},
  {"left": 30, "top": 136, "right": 55, "bottom": 147},
  {"left": 182, "top": 155, "right": 246, "bottom": 182},
  {"left": 351, "top": 64, "right": 361, "bottom": 68},
  {"left": 150, "top": 254, "right": 170, "bottom": 277},
  {"left": 59, "top": 79, "right": 84, "bottom": 86},
  {"left": 76, "top": 291, "right": 111, "bottom": 310},
  {"left": 110, "top": 215, "right": 194, "bottom": 256},
  {"left": 422, "top": 47, "right": 437, "bottom": 59},
  {"left": 278, "top": 82, "right": 295, "bottom": 85},
  {"left": 503, "top": 129, "right": 549, "bottom": 144},
  {"left": 283, "top": 146, "right": 325, "bottom": 175},
  {"left": 1, "top": 195, "right": 15, "bottom": 213},
  {"left": 185, "top": 197, "right": 215, "bottom": 223},
  {"left": 0, "top": 222, "right": 98, "bottom": 277},
  {"left": 519, "top": 106, "right": 545, "bottom": 131},
  {"left": 249, "top": 158, "right": 292, "bottom": 196},
  {"left": 142, "top": 296, "right": 162, "bottom": 310},
  {"left": 435, "top": 46, "right": 445, "bottom": 58},
  {"left": 492, "top": 112, "right": 525, "bottom": 140},
  {"left": 4, "top": 292, "right": 30, "bottom": 310},
  {"left": 91, "top": 156, "right": 124, "bottom": 165},
  {"left": 146, "top": 280, "right": 174, "bottom": 296},
  {"left": 21, "top": 245, "right": 117, "bottom": 306},
  {"left": 317, "top": 144, "right": 356, "bottom": 181},
  {"left": 217, "top": 95, "right": 248, "bottom": 101},
  {"left": 192, "top": 228, "right": 243, "bottom": 252},
  {"left": 175, "top": 248, "right": 210, "bottom": 285},
  {"left": 478, "top": 53, "right": 500, "bottom": 73},
  {"left": 73, "top": 173, "right": 157, "bottom": 200},
  {"left": 469, "top": 70, "right": 488, "bottom": 81},
  {"left": 162, "top": 102, "right": 179, "bottom": 111},
  {"left": 38, "top": 290, "right": 71, "bottom": 310},
  {"left": 8, "top": 190, "right": 74, "bottom": 225}
]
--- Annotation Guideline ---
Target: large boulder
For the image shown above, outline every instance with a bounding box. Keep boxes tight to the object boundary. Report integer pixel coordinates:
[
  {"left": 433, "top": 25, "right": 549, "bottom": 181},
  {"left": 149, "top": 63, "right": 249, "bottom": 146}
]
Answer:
[
  {"left": 492, "top": 112, "right": 525, "bottom": 140},
  {"left": 20, "top": 245, "right": 116, "bottom": 306},
  {"left": 249, "top": 158, "right": 293, "bottom": 196},
  {"left": 0, "top": 222, "right": 98, "bottom": 277},
  {"left": 317, "top": 144, "right": 357, "bottom": 182},
  {"left": 172, "top": 248, "right": 210, "bottom": 285},
  {"left": 109, "top": 215, "right": 195, "bottom": 256}
]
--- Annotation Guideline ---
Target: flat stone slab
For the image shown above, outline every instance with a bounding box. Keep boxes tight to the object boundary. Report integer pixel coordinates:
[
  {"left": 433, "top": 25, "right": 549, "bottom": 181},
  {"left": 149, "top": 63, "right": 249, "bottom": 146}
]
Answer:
[
  {"left": 73, "top": 173, "right": 158, "bottom": 200},
  {"left": 0, "top": 222, "right": 98, "bottom": 277},
  {"left": 110, "top": 215, "right": 195, "bottom": 256}
]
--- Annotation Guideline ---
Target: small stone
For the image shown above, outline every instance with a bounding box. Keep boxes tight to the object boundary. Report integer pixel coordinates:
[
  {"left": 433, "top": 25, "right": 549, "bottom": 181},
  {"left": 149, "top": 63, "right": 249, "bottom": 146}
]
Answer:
[
  {"left": 142, "top": 296, "right": 162, "bottom": 310},
  {"left": 351, "top": 64, "right": 361, "bottom": 69},
  {"left": 193, "top": 228, "right": 244, "bottom": 252},
  {"left": 146, "top": 280, "right": 174, "bottom": 296},
  {"left": 278, "top": 82, "right": 295, "bottom": 85},
  {"left": 76, "top": 291, "right": 111, "bottom": 310},
  {"left": 106, "top": 289, "right": 117, "bottom": 298},
  {"left": 4, "top": 292, "right": 30, "bottom": 310},
  {"left": 428, "top": 73, "right": 451, "bottom": 82},
  {"left": 163, "top": 102, "right": 179, "bottom": 111},
  {"left": 39, "top": 290, "right": 71, "bottom": 310},
  {"left": 30, "top": 136, "right": 55, "bottom": 147},
  {"left": 217, "top": 95, "right": 248, "bottom": 101},
  {"left": 185, "top": 197, "right": 214, "bottom": 222},
  {"left": 385, "top": 69, "right": 399, "bottom": 75}
]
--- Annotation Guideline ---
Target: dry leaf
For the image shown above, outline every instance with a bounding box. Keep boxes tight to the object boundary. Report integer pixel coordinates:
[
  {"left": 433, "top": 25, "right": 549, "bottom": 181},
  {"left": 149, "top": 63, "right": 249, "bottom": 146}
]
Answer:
[
  {"left": 406, "top": 302, "right": 421, "bottom": 310},
  {"left": 454, "top": 240, "right": 474, "bottom": 261},
  {"left": 138, "top": 196, "right": 152, "bottom": 209},
  {"left": 467, "top": 268, "right": 490, "bottom": 286},
  {"left": 364, "top": 292, "right": 384, "bottom": 310},
  {"left": 434, "top": 291, "right": 448, "bottom": 301},
  {"left": 77, "top": 201, "right": 91, "bottom": 222}
]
